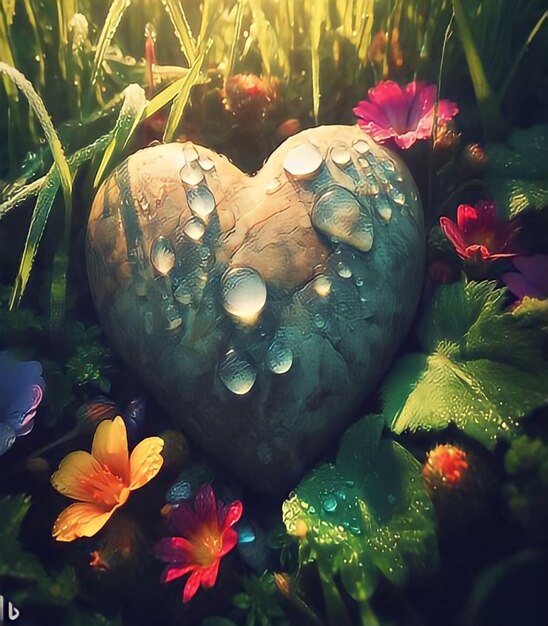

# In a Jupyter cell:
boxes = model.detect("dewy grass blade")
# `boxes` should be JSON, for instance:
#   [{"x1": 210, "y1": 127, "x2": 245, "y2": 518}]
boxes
[
  {"x1": 0, "y1": 63, "x2": 72, "y2": 220},
  {"x1": 9, "y1": 168, "x2": 60, "y2": 310},
  {"x1": 90, "y1": 0, "x2": 131, "y2": 85},
  {"x1": 163, "y1": 48, "x2": 207, "y2": 143},
  {"x1": 161, "y1": 0, "x2": 197, "y2": 64},
  {"x1": 310, "y1": 0, "x2": 327, "y2": 124},
  {"x1": 227, "y1": 0, "x2": 245, "y2": 78},
  {"x1": 94, "y1": 84, "x2": 147, "y2": 189}
]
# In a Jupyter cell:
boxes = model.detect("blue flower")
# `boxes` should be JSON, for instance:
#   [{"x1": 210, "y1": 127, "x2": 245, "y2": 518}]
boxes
[{"x1": 0, "y1": 351, "x2": 45, "y2": 456}]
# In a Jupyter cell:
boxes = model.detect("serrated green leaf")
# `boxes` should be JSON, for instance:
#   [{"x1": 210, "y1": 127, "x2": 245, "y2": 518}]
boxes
[
  {"x1": 384, "y1": 279, "x2": 548, "y2": 447},
  {"x1": 486, "y1": 125, "x2": 548, "y2": 217},
  {"x1": 283, "y1": 415, "x2": 436, "y2": 601}
]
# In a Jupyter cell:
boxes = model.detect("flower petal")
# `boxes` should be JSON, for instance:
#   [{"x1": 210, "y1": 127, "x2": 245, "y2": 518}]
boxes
[
  {"x1": 92, "y1": 416, "x2": 130, "y2": 483},
  {"x1": 129, "y1": 436, "x2": 164, "y2": 490},
  {"x1": 502, "y1": 272, "x2": 543, "y2": 300},
  {"x1": 456, "y1": 204, "x2": 481, "y2": 236},
  {"x1": 220, "y1": 527, "x2": 239, "y2": 556},
  {"x1": 52, "y1": 501, "x2": 114, "y2": 542},
  {"x1": 51, "y1": 451, "x2": 107, "y2": 502},
  {"x1": 200, "y1": 559, "x2": 220, "y2": 589},
  {"x1": 194, "y1": 484, "x2": 217, "y2": 526},
  {"x1": 155, "y1": 536, "x2": 196, "y2": 563},
  {"x1": 183, "y1": 570, "x2": 203, "y2": 603},
  {"x1": 162, "y1": 564, "x2": 196, "y2": 583},
  {"x1": 169, "y1": 501, "x2": 202, "y2": 536},
  {"x1": 367, "y1": 81, "x2": 408, "y2": 130},
  {"x1": 0, "y1": 422, "x2": 16, "y2": 456},
  {"x1": 439, "y1": 217, "x2": 466, "y2": 256},
  {"x1": 353, "y1": 101, "x2": 391, "y2": 128},
  {"x1": 218, "y1": 500, "x2": 243, "y2": 529}
]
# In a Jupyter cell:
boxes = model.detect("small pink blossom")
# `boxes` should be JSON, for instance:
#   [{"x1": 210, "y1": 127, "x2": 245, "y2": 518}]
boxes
[
  {"x1": 439, "y1": 201, "x2": 519, "y2": 262},
  {"x1": 502, "y1": 255, "x2": 548, "y2": 302},
  {"x1": 353, "y1": 80, "x2": 458, "y2": 149}
]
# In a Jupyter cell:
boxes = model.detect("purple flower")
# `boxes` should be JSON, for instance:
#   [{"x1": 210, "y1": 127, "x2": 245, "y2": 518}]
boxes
[
  {"x1": 0, "y1": 352, "x2": 45, "y2": 456},
  {"x1": 502, "y1": 255, "x2": 548, "y2": 302}
]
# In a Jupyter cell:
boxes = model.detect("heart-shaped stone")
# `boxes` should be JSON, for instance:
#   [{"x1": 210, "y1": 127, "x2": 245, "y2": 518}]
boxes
[{"x1": 87, "y1": 125, "x2": 424, "y2": 493}]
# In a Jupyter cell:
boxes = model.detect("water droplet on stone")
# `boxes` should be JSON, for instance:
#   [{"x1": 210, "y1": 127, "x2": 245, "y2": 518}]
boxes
[
  {"x1": 219, "y1": 351, "x2": 257, "y2": 395},
  {"x1": 353, "y1": 139, "x2": 370, "y2": 154},
  {"x1": 183, "y1": 142, "x2": 199, "y2": 162},
  {"x1": 355, "y1": 277, "x2": 364, "y2": 287},
  {"x1": 182, "y1": 216, "x2": 206, "y2": 241},
  {"x1": 186, "y1": 185, "x2": 216, "y2": 219},
  {"x1": 199, "y1": 157, "x2": 215, "y2": 171},
  {"x1": 313, "y1": 275, "x2": 332, "y2": 297},
  {"x1": 180, "y1": 163, "x2": 204, "y2": 186},
  {"x1": 336, "y1": 262, "x2": 352, "y2": 278},
  {"x1": 314, "y1": 313, "x2": 326, "y2": 329},
  {"x1": 150, "y1": 236, "x2": 175, "y2": 274},
  {"x1": 393, "y1": 189, "x2": 406, "y2": 205},
  {"x1": 387, "y1": 493, "x2": 396, "y2": 505},
  {"x1": 266, "y1": 340, "x2": 293, "y2": 374},
  {"x1": 164, "y1": 304, "x2": 183, "y2": 330},
  {"x1": 312, "y1": 186, "x2": 373, "y2": 252},
  {"x1": 221, "y1": 267, "x2": 267, "y2": 323},
  {"x1": 282, "y1": 142, "x2": 323, "y2": 178},
  {"x1": 238, "y1": 524, "x2": 256, "y2": 544},
  {"x1": 266, "y1": 178, "x2": 282, "y2": 194},
  {"x1": 323, "y1": 495, "x2": 338, "y2": 512},
  {"x1": 330, "y1": 145, "x2": 351, "y2": 167}
]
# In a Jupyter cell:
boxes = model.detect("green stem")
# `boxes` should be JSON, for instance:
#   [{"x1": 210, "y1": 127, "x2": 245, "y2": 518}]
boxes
[
  {"x1": 359, "y1": 600, "x2": 380, "y2": 626},
  {"x1": 318, "y1": 566, "x2": 352, "y2": 626},
  {"x1": 452, "y1": 0, "x2": 506, "y2": 140},
  {"x1": 28, "y1": 427, "x2": 81, "y2": 459}
]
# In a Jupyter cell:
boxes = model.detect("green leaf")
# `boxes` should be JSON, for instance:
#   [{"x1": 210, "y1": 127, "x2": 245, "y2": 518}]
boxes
[
  {"x1": 90, "y1": 0, "x2": 132, "y2": 85},
  {"x1": 486, "y1": 124, "x2": 548, "y2": 218},
  {"x1": 384, "y1": 279, "x2": 548, "y2": 447},
  {"x1": 283, "y1": 415, "x2": 437, "y2": 601}
]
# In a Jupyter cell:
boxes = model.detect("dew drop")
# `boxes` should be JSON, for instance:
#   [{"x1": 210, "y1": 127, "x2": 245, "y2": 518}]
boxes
[
  {"x1": 266, "y1": 178, "x2": 282, "y2": 194},
  {"x1": 330, "y1": 145, "x2": 351, "y2": 167},
  {"x1": 164, "y1": 305, "x2": 183, "y2": 330},
  {"x1": 182, "y1": 216, "x2": 206, "y2": 241},
  {"x1": 323, "y1": 495, "x2": 338, "y2": 512},
  {"x1": 336, "y1": 262, "x2": 352, "y2": 278},
  {"x1": 199, "y1": 157, "x2": 215, "y2": 171},
  {"x1": 186, "y1": 185, "x2": 216, "y2": 219},
  {"x1": 353, "y1": 139, "x2": 370, "y2": 154},
  {"x1": 221, "y1": 267, "x2": 267, "y2": 323},
  {"x1": 266, "y1": 340, "x2": 293, "y2": 374},
  {"x1": 393, "y1": 189, "x2": 406, "y2": 205},
  {"x1": 183, "y1": 142, "x2": 199, "y2": 162},
  {"x1": 313, "y1": 275, "x2": 332, "y2": 297},
  {"x1": 219, "y1": 351, "x2": 257, "y2": 395},
  {"x1": 387, "y1": 493, "x2": 396, "y2": 505},
  {"x1": 312, "y1": 186, "x2": 373, "y2": 252},
  {"x1": 150, "y1": 236, "x2": 175, "y2": 274},
  {"x1": 180, "y1": 163, "x2": 204, "y2": 186},
  {"x1": 238, "y1": 524, "x2": 256, "y2": 544},
  {"x1": 282, "y1": 142, "x2": 323, "y2": 178}
]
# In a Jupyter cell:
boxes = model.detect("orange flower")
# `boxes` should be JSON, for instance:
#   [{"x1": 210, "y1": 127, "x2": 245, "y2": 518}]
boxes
[{"x1": 51, "y1": 416, "x2": 164, "y2": 542}]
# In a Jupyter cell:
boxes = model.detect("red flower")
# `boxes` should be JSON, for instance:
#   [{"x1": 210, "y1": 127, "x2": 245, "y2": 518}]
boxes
[
  {"x1": 439, "y1": 201, "x2": 518, "y2": 262},
  {"x1": 353, "y1": 80, "x2": 458, "y2": 149},
  {"x1": 155, "y1": 485, "x2": 242, "y2": 603},
  {"x1": 422, "y1": 444, "x2": 469, "y2": 490}
]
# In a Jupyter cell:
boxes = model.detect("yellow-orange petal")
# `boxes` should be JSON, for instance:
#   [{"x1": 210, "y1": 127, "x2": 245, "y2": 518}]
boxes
[
  {"x1": 129, "y1": 436, "x2": 165, "y2": 490},
  {"x1": 52, "y1": 502, "x2": 115, "y2": 542},
  {"x1": 92, "y1": 416, "x2": 130, "y2": 483},
  {"x1": 51, "y1": 450, "x2": 107, "y2": 502}
]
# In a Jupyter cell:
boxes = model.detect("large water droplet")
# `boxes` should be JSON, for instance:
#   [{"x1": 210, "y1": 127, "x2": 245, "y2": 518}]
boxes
[
  {"x1": 183, "y1": 142, "x2": 199, "y2": 162},
  {"x1": 238, "y1": 524, "x2": 256, "y2": 544},
  {"x1": 186, "y1": 185, "x2": 216, "y2": 219},
  {"x1": 330, "y1": 145, "x2": 351, "y2": 167},
  {"x1": 183, "y1": 216, "x2": 206, "y2": 241},
  {"x1": 312, "y1": 186, "x2": 373, "y2": 252},
  {"x1": 323, "y1": 495, "x2": 338, "y2": 512},
  {"x1": 266, "y1": 340, "x2": 293, "y2": 374},
  {"x1": 164, "y1": 304, "x2": 183, "y2": 330},
  {"x1": 221, "y1": 267, "x2": 267, "y2": 323},
  {"x1": 180, "y1": 163, "x2": 204, "y2": 186},
  {"x1": 199, "y1": 157, "x2": 215, "y2": 171},
  {"x1": 282, "y1": 142, "x2": 323, "y2": 178},
  {"x1": 150, "y1": 236, "x2": 175, "y2": 274},
  {"x1": 219, "y1": 351, "x2": 257, "y2": 395},
  {"x1": 336, "y1": 262, "x2": 352, "y2": 278},
  {"x1": 353, "y1": 139, "x2": 370, "y2": 154}
]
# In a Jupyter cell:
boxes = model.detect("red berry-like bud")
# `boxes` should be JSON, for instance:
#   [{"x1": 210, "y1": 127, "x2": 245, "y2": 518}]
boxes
[{"x1": 422, "y1": 444, "x2": 469, "y2": 491}]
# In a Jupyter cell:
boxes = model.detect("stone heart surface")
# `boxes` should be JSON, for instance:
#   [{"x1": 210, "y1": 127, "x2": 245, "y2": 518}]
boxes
[{"x1": 87, "y1": 125, "x2": 424, "y2": 493}]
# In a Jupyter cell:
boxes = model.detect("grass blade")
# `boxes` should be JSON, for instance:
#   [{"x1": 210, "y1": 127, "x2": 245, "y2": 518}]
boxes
[
  {"x1": 9, "y1": 169, "x2": 60, "y2": 309},
  {"x1": 161, "y1": 0, "x2": 196, "y2": 64},
  {"x1": 90, "y1": 0, "x2": 132, "y2": 85},
  {"x1": 0, "y1": 63, "x2": 72, "y2": 219},
  {"x1": 94, "y1": 84, "x2": 147, "y2": 189},
  {"x1": 227, "y1": 0, "x2": 245, "y2": 77},
  {"x1": 163, "y1": 48, "x2": 207, "y2": 143},
  {"x1": 310, "y1": 0, "x2": 327, "y2": 123}
]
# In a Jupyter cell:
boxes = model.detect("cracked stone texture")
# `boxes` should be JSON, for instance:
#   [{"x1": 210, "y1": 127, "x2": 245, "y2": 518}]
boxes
[{"x1": 87, "y1": 125, "x2": 425, "y2": 494}]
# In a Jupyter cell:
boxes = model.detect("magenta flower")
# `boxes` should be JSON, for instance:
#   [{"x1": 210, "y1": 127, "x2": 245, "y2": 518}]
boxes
[
  {"x1": 439, "y1": 201, "x2": 519, "y2": 262},
  {"x1": 155, "y1": 485, "x2": 242, "y2": 603},
  {"x1": 353, "y1": 80, "x2": 459, "y2": 149},
  {"x1": 502, "y1": 255, "x2": 548, "y2": 302}
]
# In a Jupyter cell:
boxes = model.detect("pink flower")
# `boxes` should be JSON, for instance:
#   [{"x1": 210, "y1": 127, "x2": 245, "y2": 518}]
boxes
[
  {"x1": 155, "y1": 485, "x2": 242, "y2": 603},
  {"x1": 439, "y1": 201, "x2": 519, "y2": 262},
  {"x1": 353, "y1": 80, "x2": 458, "y2": 149},
  {"x1": 502, "y1": 255, "x2": 548, "y2": 302}
]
